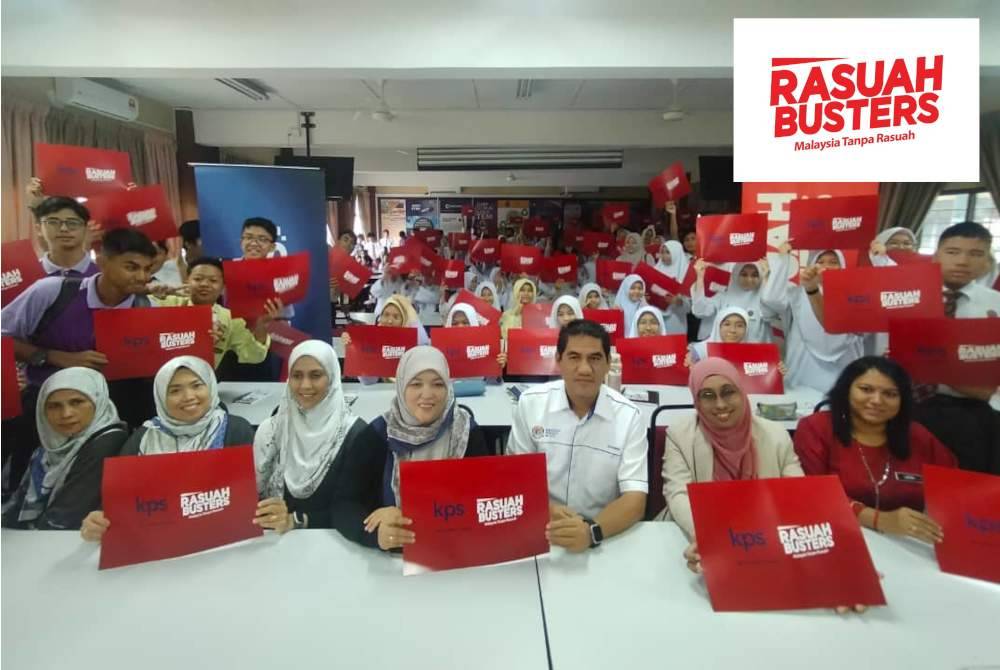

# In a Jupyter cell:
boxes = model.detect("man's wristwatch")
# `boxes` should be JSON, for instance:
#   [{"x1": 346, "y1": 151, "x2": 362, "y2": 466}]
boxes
[
  {"x1": 291, "y1": 511, "x2": 308, "y2": 530},
  {"x1": 583, "y1": 518, "x2": 603, "y2": 548},
  {"x1": 27, "y1": 349, "x2": 48, "y2": 367}
]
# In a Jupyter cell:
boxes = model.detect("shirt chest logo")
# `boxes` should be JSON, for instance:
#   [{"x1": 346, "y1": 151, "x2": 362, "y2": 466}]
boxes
[{"x1": 531, "y1": 425, "x2": 561, "y2": 439}]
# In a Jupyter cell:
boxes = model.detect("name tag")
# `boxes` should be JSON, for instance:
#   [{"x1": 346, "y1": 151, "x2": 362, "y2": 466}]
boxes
[{"x1": 895, "y1": 471, "x2": 923, "y2": 483}]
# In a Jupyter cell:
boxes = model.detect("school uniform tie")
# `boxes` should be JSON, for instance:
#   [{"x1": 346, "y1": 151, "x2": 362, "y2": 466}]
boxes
[{"x1": 913, "y1": 288, "x2": 962, "y2": 402}]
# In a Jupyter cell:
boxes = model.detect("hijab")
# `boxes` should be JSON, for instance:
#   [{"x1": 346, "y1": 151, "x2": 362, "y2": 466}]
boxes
[
  {"x1": 548, "y1": 295, "x2": 584, "y2": 328},
  {"x1": 476, "y1": 281, "x2": 501, "y2": 309},
  {"x1": 628, "y1": 305, "x2": 666, "y2": 338},
  {"x1": 375, "y1": 294, "x2": 430, "y2": 345},
  {"x1": 875, "y1": 227, "x2": 917, "y2": 247},
  {"x1": 709, "y1": 306, "x2": 751, "y2": 344},
  {"x1": 255, "y1": 341, "x2": 357, "y2": 499},
  {"x1": 655, "y1": 240, "x2": 690, "y2": 282},
  {"x1": 139, "y1": 356, "x2": 228, "y2": 455},
  {"x1": 447, "y1": 302, "x2": 482, "y2": 327},
  {"x1": 617, "y1": 232, "x2": 645, "y2": 265},
  {"x1": 506, "y1": 278, "x2": 537, "y2": 315},
  {"x1": 382, "y1": 346, "x2": 471, "y2": 506},
  {"x1": 798, "y1": 250, "x2": 856, "y2": 362},
  {"x1": 720, "y1": 262, "x2": 766, "y2": 312},
  {"x1": 614, "y1": 273, "x2": 647, "y2": 331},
  {"x1": 578, "y1": 282, "x2": 608, "y2": 309},
  {"x1": 689, "y1": 358, "x2": 757, "y2": 482}
]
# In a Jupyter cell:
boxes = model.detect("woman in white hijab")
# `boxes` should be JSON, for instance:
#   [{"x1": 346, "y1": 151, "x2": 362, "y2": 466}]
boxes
[
  {"x1": 868, "y1": 227, "x2": 918, "y2": 267},
  {"x1": 4, "y1": 369, "x2": 127, "y2": 530},
  {"x1": 445, "y1": 302, "x2": 508, "y2": 378},
  {"x1": 476, "y1": 281, "x2": 502, "y2": 310},
  {"x1": 351, "y1": 347, "x2": 489, "y2": 551},
  {"x1": 614, "y1": 274, "x2": 647, "y2": 331},
  {"x1": 548, "y1": 295, "x2": 584, "y2": 329},
  {"x1": 344, "y1": 294, "x2": 431, "y2": 384},
  {"x1": 617, "y1": 232, "x2": 645, "y2": 266},
  {"x1": 691, "y1": 258, "x2": 775, "y2": 344},
  {"x1": 685, "y1": 307, "x2": 787, "y2": 380},
  {"x1": 253, "y1": 340, "x2": 378, "y2": 536},
  {"x1": 653, "y1": 240, "x2": 693, "y2": 335},
  {"x1": 578, "y1": 282, "x2": 608, "y2": 310},
  {"x1": 627, "y1": 305, "x2": 667, "y2": 338}
]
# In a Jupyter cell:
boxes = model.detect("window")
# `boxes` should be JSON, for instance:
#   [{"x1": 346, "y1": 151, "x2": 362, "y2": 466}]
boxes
[{"x1": 918, "y1": 189, "x2": 1000, "y2": 258}]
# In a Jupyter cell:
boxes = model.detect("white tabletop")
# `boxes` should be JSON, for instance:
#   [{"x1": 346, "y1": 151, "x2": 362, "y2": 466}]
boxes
[
  {"x1": 0, "y1": 530, "x2": 549, "y2": 670},
  {"x1": 537, "y1": 522, "x2": 1000, "y2": 670},
  {"x1": 349, "y1": 311, "x2": 444, "y2": 327}
]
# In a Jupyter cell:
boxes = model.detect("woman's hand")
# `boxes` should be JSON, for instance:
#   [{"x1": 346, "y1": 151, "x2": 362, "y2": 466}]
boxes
[
  {"x1": 877, "y1": 507, "x2": 944, "y2": 544},
  {"x1": 496, "y1": 352, "x2": 508, "y2": 368},
  {"x1": 364, "y1": 506, "x2": 415, "y2": 550},
  {"x1": 670, "y1": 294, "x2": 685, "y2": 308},
  {"x1": 341, "y1": 332, "x2": 352, "y2": 347},
  {"x1": 778, "y1": 241, "x2": 793, "y2": 256},
  {"x1": 758, "y1": 257, "x2": 770, "y2": 279},
  {"x1": 694, "y1": 258, "x2": 707, "y2": 276},
  {"x1": 684, "y1": 351, "x2": 694, "y2": 368},
  {"x1": 665, "y1": 201, "x2": 677, "y2": 215},
  {"x1": 683, "y1": 541, "x2": 702, "y2": 574},
  {"x1": 81, "y1": 511, "x2": 110, "y2": 542},
  {"x1": 26, "y1": 177, "x2": 45, "y2": 207},
  {"x1": 254, "y1": 498, "x2": 294, "y2": 533},
  {"x1": 835, "y1": 605, "x2": 869, "y2": 615},
  {"x1": 778, "y1": 361, "x2": 788, "y2": 376},
  {"x1": 799, "y1": 265, "x2": 824, "y2": 292},
  {"x1": 870, "y1": 240, "x2": 887, "y2": 257}
]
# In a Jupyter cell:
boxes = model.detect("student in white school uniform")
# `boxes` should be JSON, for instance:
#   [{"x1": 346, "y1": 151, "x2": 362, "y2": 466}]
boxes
[
  {"x1": 690, "y1": 258, "x2": 774, "y2": 344},
  {"x1": 652, "y1": 240, "x2": 691, "y2": 335},
  {"x1": 507, "y1": 319, "x2": 647, "y2": 552}
]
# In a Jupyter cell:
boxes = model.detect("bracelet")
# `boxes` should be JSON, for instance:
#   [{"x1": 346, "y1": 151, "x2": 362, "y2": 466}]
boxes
[{"x1": 805, "y1": 287, "x2": 820, "y2": 295}]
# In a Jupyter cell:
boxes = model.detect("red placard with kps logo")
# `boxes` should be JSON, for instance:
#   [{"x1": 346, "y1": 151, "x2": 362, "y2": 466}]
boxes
[
  {"x1": 506, "y1": 328, "x2": 560, "y2": 376},
  {"x1": 924, "y1": 465, "x2": 1000, "y2": 584},
  {"x1": 94, "y1": 305, "x2": 213, "y2": 380},
  {"x1": 706, "y1": 343, "x2": 784, "y2": 394},
  {"x1": 540, "y1": 254, "x2": 578, "y2": 283},
  {"x1": 635, "y1": 262, "x2": 684, "y2": 310},
  {"x1": 85, "y1": 185, "x2": 178, "y2": 242},
  {"x1": 343, "y1": 325, "x2": 417, "y2": 378},
  {"x1": 648, "y1": 161, "x2": 692, "y2": 207},
  {"x1": 617, "y1": 334, "x2": 689, "y2": 385},
  {"x1": 788, "y1": 195, "x2": 879, "y2": 250},
  {"x1": 34, "y1": 143, "x2": 133, "y2": 198},
  {"x1": 328, "y1": 245, "x2": 373, "y2": 299},
  {"x1": 583, "y1": 308, "x2": 625, "y2": 344},
  {"x1": 430, "y1": 325, "x2": 502, "y2": 378},
  {"x1": 441, "y1": 260, "x2": 467, "y2": 289},
  {"x1": 400, "y1": 453, "x2": 549, "y2": 575},
  {"x1": 469, "y1": 238, "x2": 502, "y2": 264},
  {"x1": 690, "y1": 475, "x2": 886, "y2": 612},
  {"x1": 223, "y1": 253, "x2": 311, "y2": 320},
  {"x1": 2, "y1": 337, "x2": 23, "y2": 420},
  {"x1": 99, "y1": 446, "x2": 262, "y2": 570},
  {"x1": 453, "y1": 289, "x2": 502, "y2": 325},
  {"x1": 822, "y1": 264, "x2": 944, "y2": 334},
  {"x1": 1, "y1": 239, "x2": 47, "y2": 307},
  {"x1": 501, "y1": 244, "x2": 542, "y2": 274},
  {"x1": 581, "y1": 231, "x2": 615, "y2": 257},
  {"x1": 596, "y1": 258, "x2": 634, "y2": 292},
  {"x1": 697, "y1": 214, "x2": 769, "y2": 263},
  {"x1": 889, "y1": 317, "x2": 1000, "y2": 387}
]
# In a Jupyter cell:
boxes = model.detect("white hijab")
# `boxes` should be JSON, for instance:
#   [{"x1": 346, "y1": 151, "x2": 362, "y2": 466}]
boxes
[
  {"x1": 719, "y1": 262, "x2": 766, "y2": 312},
  {"x1": 578, "y1": 282, "x2": 608, "y2": 309},
  {"x1": 617, "y1": 233, "x2": 645, "y2": 265},
  {"x1": 476, "y1": 281, "x2": 502, "y2": 309},
  {"x1": 447, "y1": 302, "x2": 482, "y2": 326},
  {"x1": 614, "y1": 273, "x2": 647, "y2": 331},
  {"x1": 691, "y1": 306, "x2": 752, "y2": 362},
  {"x1": 628, "y1": 305, "x2": 666, "y2": 338},
  {"x1": 797, "y1": 249, "x2": 859, "y2": 362},
  {"x1": 139, "y1": 356, "x2": 228, "y2": 455},
  {"x1": 548, "y1": 295, "x2": 584, "y2": 328},
  {"x1": 655, "y1": 240, "x2": 690, "y2": 282},
  {"x1": 875, "y1": 227, "x2": 917, "y2": 247}
]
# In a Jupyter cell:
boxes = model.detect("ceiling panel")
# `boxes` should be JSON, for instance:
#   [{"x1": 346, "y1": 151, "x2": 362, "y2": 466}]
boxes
[
  {"x1": 117, "y1": 78, "x2": 291, "y2": 109},
  {"x1": 473, "y1": 79, "x2": 584, "y2": 110}
]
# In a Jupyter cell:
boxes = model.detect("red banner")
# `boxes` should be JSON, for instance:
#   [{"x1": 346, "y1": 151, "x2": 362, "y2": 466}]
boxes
[
  {"x1": 99, "y1": 446, "x2": 262, "y2": 570},
  {"x1": 690, "y1": 475, "x2": 885, "y2": 611},
  {"x1": 34, "y1": 143, "x2": 132, "y2": 198},
  {"x1": 521, "y1": 303, "x2": 551, "y2": 330},
  {"x1": 413, "y1": 228, "x2": 443, "y2": 248},
  {"x1": 430, "y1": 325, "x2": 503, "y2": 378},
  {"x1": 924, "y1": 465, "x2": 1000, "y2": 584},
  {"x1": 788, "y1": 195, "x2": 879, "y2": 250},
  {"x1": 506, "y1": 328, "x2": 560, "y2": 376},
  {"x1": 85, "y1": 185, "x2": 178, "y2": 242},
  {"x1": 596, "y1": 258, "x2": 634, "y2": 292},
  {"x1": 343, "y1": 325, "x2": 417, "y2": 378},
  {"x1": 453, "y1": 289, "x2": 502, "y2": 325},
  {"x1": 822, "y1": 264, "x2": 944, "y2": 334},
  {"x1": 648, "y1": 161, "x2": 692, "y2": 207},
  {"x1": 889, "y1": 318, "x2": 1000, "y2": 387},
  {"x1": 581, "y1": 231, "x2": 615, "y2": 257},
  {"x1": 540, "y1": 254, "x2": 578, "y2": 283},
  {"x1": 887, "y1": 250, "x2": 936, "y2": 266},
  {"x1": 469, "y1": 238, "x2": 502, "y2": 265},
  {"x1": 1, "y1": 337, "x2": 22, "y2": 420},
  {"x1": 448, "y1": 232, "x2": 471, "y2": 252},
  {"x1": 500, "y1": 244, "x2": 542, "y2": 275},
  {"x1": 706, "y1": 343, "x2": 784, "y2": 394},
  {"x1": 617, "y1": 334, "x2": 689, "y2": 385},
  {"x1": 635, "y1": 262, "x2": 683, "y2": 310},
  {"x1": 265, "y1": 321, "x2": 311, "y2": 361},
  {"x1": 602, "y1": 202, "x2": 629, "y2": 228},
  {"x1": 583, "y1": 308, "x2": 625, "y2": 344},
  {"x1": 1, "y1": 239, "x2": 47, "y2": 307},
  {"x1": 697, "y1": 214, "x2": 769, "y2": 263},
  {"x1": 328, "y1": 246, "x2": 373, "y2": 299},
  {"x1": 94, "y1": 305, "x2": 213, "y2": 380},
  {"x1": 400, "y1": 453, "x2": 549, "y2": 574},
  {"x1": 523, "y1": 217, "x2": 551, "y2": 239},
  {"x1": 441, "y1": 260, "x2": 466, "y2": 289},
  {"x1": 223, "y1": 253, "x2": 311, "y2": 320}
]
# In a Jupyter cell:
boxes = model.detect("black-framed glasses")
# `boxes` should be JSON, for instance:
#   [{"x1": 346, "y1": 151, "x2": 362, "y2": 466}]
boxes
[
  {"x1": 42, "y1": 218, "x2": 86, "y2": 231},
  {"x1": 241, "y1": 234, "x2": 273, "y2": 244}
]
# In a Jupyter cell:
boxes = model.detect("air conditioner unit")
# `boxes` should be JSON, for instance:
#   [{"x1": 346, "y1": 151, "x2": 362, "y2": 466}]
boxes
[
  {"x1": 418, "y1": 147, "x2": 624, "y2": 171},
  {"x1": 53, "y1": 78, "x2": 139, "y2": 122}
]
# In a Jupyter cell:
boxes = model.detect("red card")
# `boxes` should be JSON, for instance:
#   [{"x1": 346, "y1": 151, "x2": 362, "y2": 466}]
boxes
[
  {"x1": 461, "y1": 204, "x2": 474, "y2": 218},
  {"x1": 889, "y1": 318, "x2": 1000, "y2": 387},
  {"x1": 583, "y1": 308, "x2": 625, "y2": 344},
  {"x1": 596, "y1": 258, "x2": 634, "y2": 292},
  {"x1": 706, "y1": 343, "x2": 784, "y2": 394},
  {"x1": 387, "y1": 245, "x2": 419, "y2": 274},
  {"x1": 441, "y1": 260, "x2": 467, "y2": 289},
  {"x1": 581, "y1": 231, "x2": 615, "y2": 257},
  {"x1": 648, "y1": 162, "x2": 692, "y2": 207},
  {"x1": 94, "y1": 306, "x2": 213, "y2": 380},
  {"x1": 562, "y1": 225, "x2": 585, "y2": 250},
  {"x1": 521, "y1": 303, "x2": 551, "y2": 330},
  {"x1": 99, "y1": 447, "x2": 262, "y2": 570},
  {"x1": 635, "y1": 262, "x2": 683, "y2": 310},
  {"x1": 697, "y1": 214, "x2": 768, "y2": 263},
  {"x1": 540, "y1": 254, "x2": 578, "y2": 283},
  {"x1": 413, "y1": 228, "x2": 443, "y2": 248},
  {"x1": 617, "y1": 334, "x2": 689, "y2": 385},
  {"x1": 887, "y1": 250, "x2": 935, "y2": 265},
  {"x1": 924, "y1": 465, "x2": 1000, "y2": 584},
  {"x1": 523, "y1": 217, "x2": 551, "y2": 239},
  {"x1": 448, "y1": 232, "x2": 471, "y2": 252},
  {"x1": 400, "y1": 453, "x2": 549, "y2": 574},
  {"x1": 822, "y1": 264, "x2": 944, "y2": 334},
  {"x1": 690, "y1": 476, "x2": 885, "y2": 612},
  {"x1": 506, "y1": 328, "x2": 560, "y2": 376},
  {"x1": 34, "y1": 143, "x2": 132, "y2": 198},
  {"x1": 265, "y1": 321, "x2": 311, "y2": 361},
  {"x1": 430, "y1": 325, "x2": 502, "y2": 378},
  {"x1": 703, "y1": 265, "x2": 733, "y2": 298},
  {"x1": 602, "y1": 203, "x2": 629, "y2": 227},
  {"x1": 453, "y1": 289, "x2": 502, "y2": 325},
  {"x1": 1, "y1": 239, "x2": 47, "y2": 307},
  {"x1": 788, "y1": 195, "x2": 879, "y2": 250},
  {"x1": 343, "y1": 325, "x2": 417, "y2": 378},
  {"x1": 1, "y1": 337, "x2": 22, "y2": 420},
  {"x1": 85, "y1": 185, "x2": 178, "y2": 242},
  {"x1": 501, "y1": 244, "x2": 542, "y2": 274},
  {"x1": 223, "y1": 253, "x2": 311, "y2": 320},
  {"x1": 645, "y1": 243, "x2": 661, "y2": 258},
  {"x1": 416, "y1": 246, "x2": 447, "y2": 283},
  {"x1": 328, "y1": 246, "x2": 373, "y2": 299},
  {"x1": 469, "y1": 238, "x2": 502, "y2": 264}
]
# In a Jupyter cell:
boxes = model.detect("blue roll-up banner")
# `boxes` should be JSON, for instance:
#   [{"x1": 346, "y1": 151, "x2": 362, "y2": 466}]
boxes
[{"x1": 193, "y1": 164, "x2": 330, "y2": 341}]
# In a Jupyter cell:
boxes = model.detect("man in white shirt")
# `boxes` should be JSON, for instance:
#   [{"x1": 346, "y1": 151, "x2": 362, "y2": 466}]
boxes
[{"x1": 508, "y1": 319, "x2": 647, "y2": 552}]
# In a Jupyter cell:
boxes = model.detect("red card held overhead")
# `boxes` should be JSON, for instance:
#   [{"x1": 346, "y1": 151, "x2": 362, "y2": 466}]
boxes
[
  {"x1": 399, "y1": 453, "x2": 549, "y2": 575},
  {"x1": 924, "y1": 465, "x2": 1000, "y2": 584},
  {"x1": 596, "y1": 258, "x2": 634, "y2": 292},
  {"x1": 648, "y1": 161, "x2": 692, "y2": 207},
  {"x1": 506, "y1": 328, "x2": 560, "y2": 376},
  {"x1": 1, "y1": 239, "x2": 47, "y2": 307},
  {"x1": 706, "y1": 343, "x2": 784, "y2": 394},
  {"x1": 223, "y1": 252, "x2": 311, "y2": 320},
  {"x1": 562, "y1": 225, "x2": 584, "y2": 250},
  {"x1": 788, "y1": 195, "x2": 879, "y2": 250},
  {"x1": 343, "y1": 325, "x2": 417, "y2": 378},
  {"x1": 95, "y1": 305, "x2": 214, "y2": 380},
  {"x1": 34, "y1": 143, "x2": 132, "y2": 198},
  {"x1": 602, "y1": 203, "x2": 629, "y2": 228},
  {"x1": 469, "y1": 238, "x2": 501, "y2": 265},
  {"x1": 889, "y1": 317, "x2": 1000, "y2": 387},
  {"x1": 441, "y1": 260, "x2": 467, "y2": 289},
  {"x1": 822, "y1": 264, "x2": 944, "y2": 334},
  {"x1": 523, "y1": 217, "x2": 551, "y2": 239},
  {"x1": 583, "y1": 308, "x2": 625, "y2": 344},
  {"x1": 635, "y1": 262, "x2": 684, "y2": 310},
  {"x1": 581, "y1": 231, "x2": 615, "y2": 257},
  {"x1": 413, "y1": 228, "x2": 443, "y2": 248},
  {"x1": 540, "y1": 254, "x2": 578, "y2": 283},
  {"x1": 1, "y1": 337, "x2": 22, "y2": 420},
  {"x1": 99, "y1": 446, "x2": 262, "y2": 570},
  {"x1": 328, "y1": 246, "x2": 373, "y2": 299},
  {"x1": 415, "y1": 246, "x2": 447, "y2": 282},
  {"x1": 452, "y1": 289, "x2": 502, "y2": 325},
  {"x1": 702, "y1": 265, "x2": 733, "y2": 298},
  {"x1": 448, "y1": 232, "x2": 471, "y2": 252},
  {"x1": 430, "y1": 325, "x2": 502, "y2": 379},
  {"x1": 697, "y1": 214, "x2": 768, "y2": 263},
  {"x1": 387, "y1": 245, "x2": 421, "y2": 275},
  {"x1": 501, "y1": 244, "x2": 542, "y2": 275},
  {"x1": 689, "y1": 475, "x2": 885, "y2": 612},
  {"x1": 617, "y1": 334, "x2": 689, "y2": 385},
  {"x1": 85, "y1": 185, "x2": 178, "y2": 242},
  {"x1": 521, "y1": 303, "x2": 551, "y2": 330}
]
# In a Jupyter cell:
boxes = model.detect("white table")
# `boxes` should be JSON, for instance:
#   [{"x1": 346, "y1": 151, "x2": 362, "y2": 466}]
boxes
[
  {"x1": 537, "y1": 522, "x2": 1000, "y2": 670},
  {"x1": 0, "y1": 530, "x2": 549, "y2": 670},
  {"x1": 349, "y1": 311, "x2": 444, "y2": 328}
]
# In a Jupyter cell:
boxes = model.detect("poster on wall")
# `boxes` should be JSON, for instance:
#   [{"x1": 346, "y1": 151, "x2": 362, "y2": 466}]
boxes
[
  {"x1": 472, "y1": 199, "x2": 498, "y2": 237},
  {"x1": 497, "y1": 199, "x2": 530, "y2": 235},
  {"x1": 406, "y1": 199, "x2": 439, "y2": 230},
  {"x1": 379, "y1": 198, "x2": 407, "y2": 237},
  {"x1": 439, "y1": 198, "x2": 472, "y2": 234}
]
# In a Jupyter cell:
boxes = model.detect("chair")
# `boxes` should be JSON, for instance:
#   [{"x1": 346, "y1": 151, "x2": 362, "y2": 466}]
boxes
[{"x1": 645, "y1": 404, "x2": 694, "y2": 521}]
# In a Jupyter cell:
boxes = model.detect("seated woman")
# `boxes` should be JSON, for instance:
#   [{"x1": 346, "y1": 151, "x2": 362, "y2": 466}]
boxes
[
  {"x1": 476, "y1": 281, "x2": 501, "y2": 311},
  {"x1": 686, "y1": 308, "x2": 787, "y2": 379},
  {"x1": 690, "y1": 258, "x2": 773, "y2": 343},
  {"x1": 578, "y1": 282, "x2": 608, "y2": 310},
  {"x1": 547, "y1": 295, "x2": 584, "y2": 329},
  {"x1": 80, "y1": 356, "x2": 258, "y2": 542},
  {"x1": 627, "y1": 305, "x2": 666, "y2": 338},
  {"x1": 613, "y1": 274, "x2": 647, "y2": 331},
  {"x1": 2, "y1": 369, "x2": 128, "y2": 530},
  {"x1": 334, "y1": 347, "x2": 490, "y2": 550},
  {"x1": 253, "y1": 340, "x2": 381, "y2": 532},
  {"x1": 342, "y1": 294, "x2": 429, "y2": 384},
  {"x1": 445, "y1": 303, "x2": 507, "y2": 375},
  {"x1": 660, "y1": 358, "x2": 803, "y2": 537},
  {"x1": 794, "y1": 356, "x2": 955, "y2": 544},
  {"x1": 498, "y1": 278, "x2": 538, "y2": 338}
]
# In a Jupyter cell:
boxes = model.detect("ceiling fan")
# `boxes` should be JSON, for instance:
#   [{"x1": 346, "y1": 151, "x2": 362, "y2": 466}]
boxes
[
  {"x1": 354, "y1": 79, "x2": 396, "y2": 122},
  {"x1": 662, "y1": 78, "x2": 687, "y2": 122}
]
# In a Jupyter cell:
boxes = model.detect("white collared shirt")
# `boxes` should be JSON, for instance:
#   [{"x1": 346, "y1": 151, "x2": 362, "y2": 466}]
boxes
[
  {"x1": 508, "y1": 380, "x2": 648, "y2": 519},
  {"x1": 940, "y1": 281, "x2": 1000, "y2": 397},
  {"x1": 39, "y1": 252, "x2": 95, "y2": 276}
]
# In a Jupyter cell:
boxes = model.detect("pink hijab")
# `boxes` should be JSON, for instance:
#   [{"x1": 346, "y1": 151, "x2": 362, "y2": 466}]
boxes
[{"x1": 688, "y1": 358, "x2": 758, "y2": 482}]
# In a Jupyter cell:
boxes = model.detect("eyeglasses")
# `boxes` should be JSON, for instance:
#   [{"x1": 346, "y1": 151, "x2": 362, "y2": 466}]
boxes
[
  {"x1": 241, "y1": 234, "x2": 273, "y2": 244},
  {"x1": 697, "y1": 387, "x2": 741, "y2": 403},
  {"x1": 42, "y1": 218, "x2": 86, "y2": 231}
]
